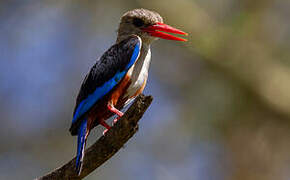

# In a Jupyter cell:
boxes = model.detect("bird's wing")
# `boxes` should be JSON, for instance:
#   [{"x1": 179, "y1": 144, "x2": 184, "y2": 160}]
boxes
[{"x1": 71, "y1": 35, "x2": 141, "y2": 131}]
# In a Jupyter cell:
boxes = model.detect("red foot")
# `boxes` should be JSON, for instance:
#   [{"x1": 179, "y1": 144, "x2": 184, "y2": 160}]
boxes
[
  {"x1": 113, "y1": 116, "x2": 121, "y2": 124},
  {"x1": 99, "y1": 119, "x2": 111, "y2": 135},
  {"x1": 103, "y1": 129, "x2": 109, "y2": 135},
  {"x1": 107, "y1": 104, "x2": 124, "y2": 117}
]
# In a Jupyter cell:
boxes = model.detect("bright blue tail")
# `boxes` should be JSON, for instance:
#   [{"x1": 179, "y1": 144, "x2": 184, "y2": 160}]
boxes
[{"x1": 76, "y1": 119, "x2": 87, "y2": 175}]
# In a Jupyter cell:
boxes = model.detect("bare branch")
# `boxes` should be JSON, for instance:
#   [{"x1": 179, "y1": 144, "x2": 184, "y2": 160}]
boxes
[{"x1": 36, "y1": 94, "x2": 153, "y2": 180}]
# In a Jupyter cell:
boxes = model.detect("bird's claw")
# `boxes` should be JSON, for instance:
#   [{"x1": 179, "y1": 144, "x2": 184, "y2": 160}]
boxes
[
  {"x1": 102, "y1": 129, "x2": 109, "y2": 135},
  {"x1": 113, "y1": 116, "x2": 121, "y2": 124}
]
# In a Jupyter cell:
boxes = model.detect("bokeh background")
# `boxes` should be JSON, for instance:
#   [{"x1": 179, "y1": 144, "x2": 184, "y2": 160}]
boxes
[{"x1": 0, "y1": 0, "x2": 290, "y2": 179}]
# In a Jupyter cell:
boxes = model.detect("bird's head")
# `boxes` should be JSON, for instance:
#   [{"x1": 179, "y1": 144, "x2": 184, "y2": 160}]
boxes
[{"x1": 117, "y1": 8, "x2": 187, "y2": 44}]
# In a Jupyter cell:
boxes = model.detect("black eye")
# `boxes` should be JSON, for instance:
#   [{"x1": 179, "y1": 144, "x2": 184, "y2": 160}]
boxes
[{"x1": 133, "y1": 18, "x2": 144, "y2": 27}]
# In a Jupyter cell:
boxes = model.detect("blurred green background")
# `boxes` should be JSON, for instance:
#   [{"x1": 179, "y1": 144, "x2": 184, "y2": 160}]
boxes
[{"x1": 0, "y1": 0, "x2": 289, "y2": 179}]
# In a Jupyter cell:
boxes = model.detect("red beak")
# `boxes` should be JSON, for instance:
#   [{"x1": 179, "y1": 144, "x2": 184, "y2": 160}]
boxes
[{"x1": 142, "y1": 22, "x2": 188, "y2": 41}]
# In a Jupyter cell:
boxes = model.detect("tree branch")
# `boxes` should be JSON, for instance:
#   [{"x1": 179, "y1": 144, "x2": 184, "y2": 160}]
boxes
[{"x1": 36, "y1": 94, "x2": 153, "y2": 180}]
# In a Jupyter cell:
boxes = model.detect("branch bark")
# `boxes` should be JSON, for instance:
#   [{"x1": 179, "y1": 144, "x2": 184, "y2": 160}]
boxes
[{"x1": 36, "y1": 94, "x2": 153, "y2": 180}]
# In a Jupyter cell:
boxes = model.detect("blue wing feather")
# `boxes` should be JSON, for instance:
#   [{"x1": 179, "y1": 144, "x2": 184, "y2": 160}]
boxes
[
  {"x1": 75, "y1": 118, "x2": 87, "y2": 174},
  {"x1": 125, "y1": 41, "x2": 140, "y2": 69},
  {"x1": 72, "y1": 38, "x2": 141, "y2": 124}
]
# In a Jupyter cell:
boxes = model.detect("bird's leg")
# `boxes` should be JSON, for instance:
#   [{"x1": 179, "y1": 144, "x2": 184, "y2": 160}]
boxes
[
  {"x1": 107, "y1": 104, "x2": 124, "y2": 124},
  {"x1": 107, "y1": 104, "x2": 124, "y2": 117},
  {"x1": 98, "y1": 119, "x2": 111, "y2": 135}
]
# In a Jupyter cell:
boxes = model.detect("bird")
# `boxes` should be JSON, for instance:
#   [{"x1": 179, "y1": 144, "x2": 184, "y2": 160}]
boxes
[{"x1": 69, "y1": 8, "x2": 187, "y2": 175}]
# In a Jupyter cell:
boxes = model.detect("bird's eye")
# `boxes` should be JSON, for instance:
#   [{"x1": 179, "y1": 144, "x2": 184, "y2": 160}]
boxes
[{"x1": 133, "y1": 18, "x2": 144, "y2": 27}]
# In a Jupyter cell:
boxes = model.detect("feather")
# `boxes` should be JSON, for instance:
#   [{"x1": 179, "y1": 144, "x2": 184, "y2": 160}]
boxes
[{"x1": 75, "y1": 119, "x2": 88, "y2": 175}]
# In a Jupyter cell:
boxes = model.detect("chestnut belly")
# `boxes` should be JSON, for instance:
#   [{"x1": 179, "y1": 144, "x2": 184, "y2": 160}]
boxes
[{"x1": 87, "y1": 74, "x2": 132, "y2": 128}]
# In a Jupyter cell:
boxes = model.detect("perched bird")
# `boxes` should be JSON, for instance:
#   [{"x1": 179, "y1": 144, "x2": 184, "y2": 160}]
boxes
[{"x1": 69, "y1": 8, "x2": 187, "y2": 175}]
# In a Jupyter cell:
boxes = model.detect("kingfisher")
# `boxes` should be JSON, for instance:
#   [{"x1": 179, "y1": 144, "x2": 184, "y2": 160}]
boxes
[{"x1": 69, "y1": 8, "x2": 187, "y2": 174}]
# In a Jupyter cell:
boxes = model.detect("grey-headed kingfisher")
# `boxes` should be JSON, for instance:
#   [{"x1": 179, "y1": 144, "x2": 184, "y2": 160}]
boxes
[{"x1": 69, "y1": 8, "x2": 188, "y2": 174}]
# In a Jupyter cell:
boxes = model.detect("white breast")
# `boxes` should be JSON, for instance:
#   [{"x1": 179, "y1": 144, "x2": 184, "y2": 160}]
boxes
[{"x1": 125, "y1": 47, "x2": 151, "y2": 101}]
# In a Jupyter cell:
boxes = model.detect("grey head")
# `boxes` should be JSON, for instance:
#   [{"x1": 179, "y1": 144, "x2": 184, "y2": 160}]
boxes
[{"x1": 117, "y1": 8, "x2": 163, "y2": 44}]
